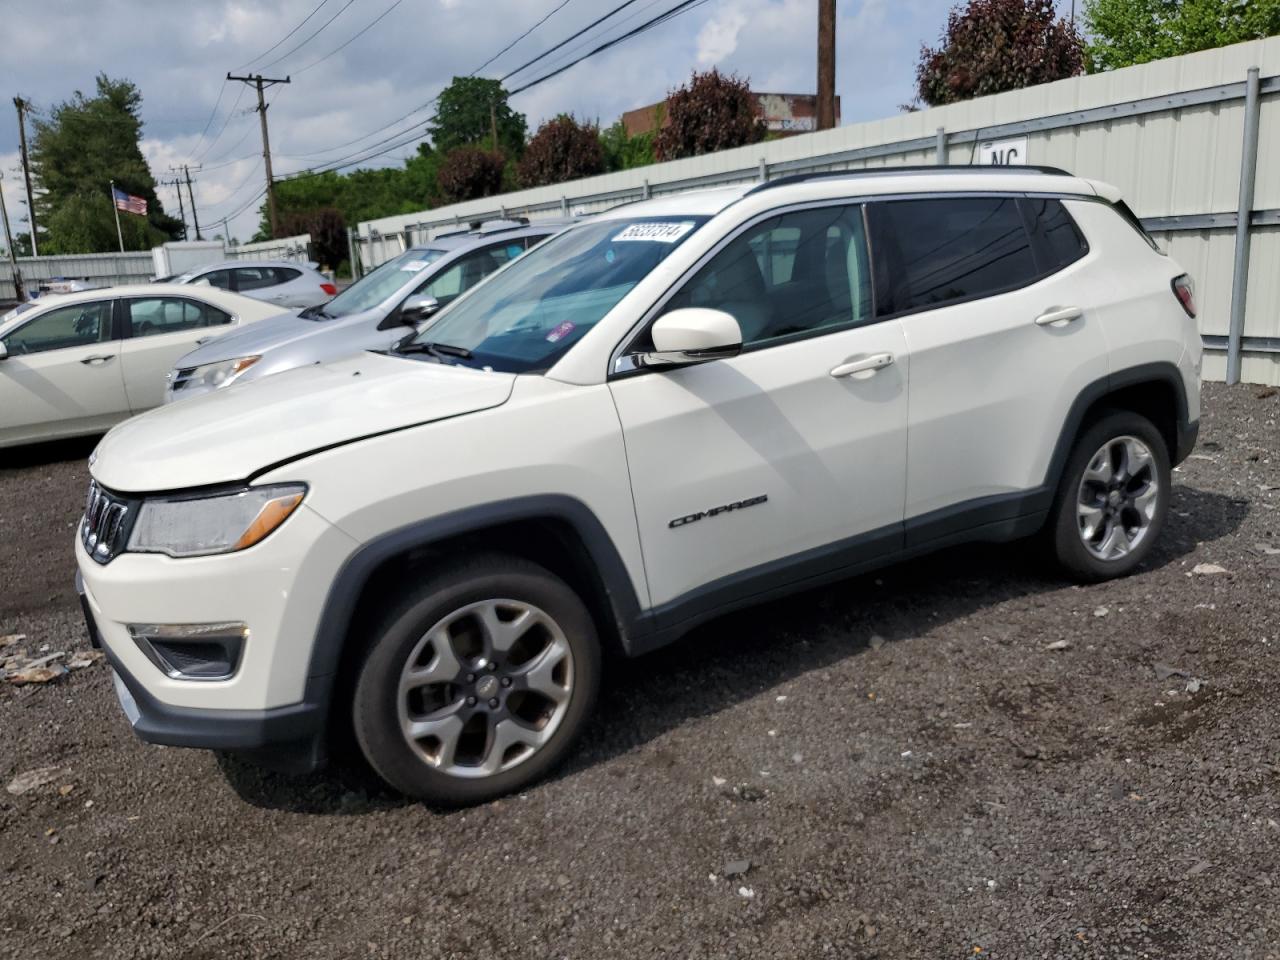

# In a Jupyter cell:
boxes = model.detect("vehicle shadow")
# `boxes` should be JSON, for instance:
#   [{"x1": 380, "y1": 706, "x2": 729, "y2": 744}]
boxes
[
  {"x1": 219, "y1": 484, "x2": 1247, "y2": 814},
  {"x1": 0, "y1": 435, "x2": 98, "y2": 472}
]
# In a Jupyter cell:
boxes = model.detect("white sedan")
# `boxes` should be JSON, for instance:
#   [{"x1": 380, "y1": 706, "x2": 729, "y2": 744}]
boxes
[{"x1": 0, "y1": 284, "x2": 289, "y2": 448}]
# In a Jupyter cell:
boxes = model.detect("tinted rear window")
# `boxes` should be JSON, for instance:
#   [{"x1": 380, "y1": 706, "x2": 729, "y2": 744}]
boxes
[
  {"x1": 870, "y1": 196, "x2": 1039, "y2": 315},
  {"x1": 1022, "y1": 198, "x2": 1088, "y2": 273}
]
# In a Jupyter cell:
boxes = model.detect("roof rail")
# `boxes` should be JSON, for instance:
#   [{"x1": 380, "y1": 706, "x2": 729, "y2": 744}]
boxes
[{"x1": 746, "y1": 164, "x2": 1072, "y2": 195}]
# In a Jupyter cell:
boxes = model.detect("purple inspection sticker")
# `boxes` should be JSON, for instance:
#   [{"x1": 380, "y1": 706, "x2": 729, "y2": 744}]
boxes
[{"x1": 545, "y1": 321, "x2": 576, "y2": 343}]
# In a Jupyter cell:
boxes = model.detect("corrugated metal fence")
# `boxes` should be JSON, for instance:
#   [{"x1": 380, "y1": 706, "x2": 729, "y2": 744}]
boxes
[
  {"x1": 224, "y1": 234, "x2": 313, "y2": 263},
  {"x1": 357, "y1": 36, "x2": 1280, "y2": 385}
]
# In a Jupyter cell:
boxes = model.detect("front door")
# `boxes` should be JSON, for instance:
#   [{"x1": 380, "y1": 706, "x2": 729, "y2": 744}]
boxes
[
  {"x1": 0, "y1": 298, "x2": 128, "y2": 446},
  {"x1": 609, "y1": 203, "x2": 909, "y2": 616}
]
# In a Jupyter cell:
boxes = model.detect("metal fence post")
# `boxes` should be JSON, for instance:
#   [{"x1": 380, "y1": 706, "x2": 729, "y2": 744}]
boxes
[
  {"x1": 758, "y1": 158, "x2": 768, "y2": 183},
  {"x1": 345, "y1": 227, "x2": 359, "y2": 279},
  {"x1": 642, "y1": 179, "x2": 651, "y2": 200},
  {"x1": 935, "y1": 126, "x2": 947, "y2": 163},
  {"x1": 1227, "y1": 66, "x2": 1261, "y2": 385}
]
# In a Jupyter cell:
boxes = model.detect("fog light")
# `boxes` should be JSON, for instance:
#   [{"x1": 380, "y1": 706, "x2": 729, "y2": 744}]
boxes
[{"x1": 128, "y1": 622, "x2": 248, "y2": 681}]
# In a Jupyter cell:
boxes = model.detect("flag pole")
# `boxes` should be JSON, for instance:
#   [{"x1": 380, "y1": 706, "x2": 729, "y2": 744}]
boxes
[{"x1": 109, "y1": 180, "x2": 124, "y2": 252}]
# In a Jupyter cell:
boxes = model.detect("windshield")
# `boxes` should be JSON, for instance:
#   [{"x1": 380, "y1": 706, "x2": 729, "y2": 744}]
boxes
[
  {"x1": 404, "y1": 216, "x2": 707, "y2": 373},
  {"x1": 320, "y1": 247, "x2": 447, "y2": 318}
]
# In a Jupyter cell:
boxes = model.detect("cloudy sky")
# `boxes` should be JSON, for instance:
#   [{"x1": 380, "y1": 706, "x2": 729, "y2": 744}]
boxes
[{"x1": 1, "y1": 0, "x2": 1077, "y2": 245}]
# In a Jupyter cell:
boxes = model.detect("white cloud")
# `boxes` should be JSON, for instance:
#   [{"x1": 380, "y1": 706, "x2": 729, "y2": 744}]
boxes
[{"x1": 696, "y1": 8, "x2": 748, "y2": 65}]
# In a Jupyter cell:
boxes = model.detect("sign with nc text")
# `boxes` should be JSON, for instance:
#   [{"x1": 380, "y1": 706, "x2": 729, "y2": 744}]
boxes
[{"x1": 978, "y1": 137, "x2": 1028, "y2": 166}]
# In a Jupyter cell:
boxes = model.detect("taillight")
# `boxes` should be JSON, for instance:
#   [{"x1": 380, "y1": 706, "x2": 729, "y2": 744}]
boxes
[
  {"x1": 1171, "y1": 274, "x2": 1196, "y2": 318},
  {"x1": 320, "y1": 282, "x2": 337, "y2": 296}
]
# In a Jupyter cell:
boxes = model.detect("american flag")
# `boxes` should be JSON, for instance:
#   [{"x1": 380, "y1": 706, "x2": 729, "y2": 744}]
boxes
[{"x1": 111, "y1": 187, "x2": 147, "y2": 216}]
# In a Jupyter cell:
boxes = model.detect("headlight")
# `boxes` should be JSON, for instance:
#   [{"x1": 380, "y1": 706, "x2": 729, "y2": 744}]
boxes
[
  {"x1": 186, "y1": 355, "x2": 260, "y2": 390},
  {"x1": 126, "y1": 484, "x2": 306, "y2": 558}
]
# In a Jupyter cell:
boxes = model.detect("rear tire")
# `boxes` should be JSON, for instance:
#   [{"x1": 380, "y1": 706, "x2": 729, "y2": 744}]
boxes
[
  {"x1": 352, "y1": 554, "x2": 600, "y2": 806},
  {"x1": 1049, "y1": 410, "x2": 1170, "y2": 582}
]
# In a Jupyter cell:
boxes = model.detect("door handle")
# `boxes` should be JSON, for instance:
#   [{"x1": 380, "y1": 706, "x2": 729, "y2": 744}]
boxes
[
  {"x1": 830, "y1": 352, "x2": 895, "y2": 379},
  {"x1": 1035, "y1": 306, "x2": 1083, "y2": 326},
  {"x1": 80, "y1": 354, "x2": 115, "y2": 365}
]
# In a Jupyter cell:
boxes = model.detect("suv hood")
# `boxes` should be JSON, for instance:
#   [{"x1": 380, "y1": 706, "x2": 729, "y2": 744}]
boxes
[
  {"x1": 91, "y1": 352, "x2": 515, "y2": 492},
  {"x1": 177, "y1": 308, "x2": 377, "y2": 366}
]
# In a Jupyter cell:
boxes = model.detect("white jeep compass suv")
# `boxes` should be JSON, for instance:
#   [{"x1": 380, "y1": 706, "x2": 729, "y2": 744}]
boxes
[{"x1": 76, "y1": 168, "x2": 1202, "y2": 805}]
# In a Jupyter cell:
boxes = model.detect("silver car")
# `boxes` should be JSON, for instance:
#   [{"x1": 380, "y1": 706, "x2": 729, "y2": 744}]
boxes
[
  {"x1": 164, "y1": 221, "x2": 561, "y2": 402},
  {"x1": 172, "y1": 259, "x2": 337, "y2": 309}
]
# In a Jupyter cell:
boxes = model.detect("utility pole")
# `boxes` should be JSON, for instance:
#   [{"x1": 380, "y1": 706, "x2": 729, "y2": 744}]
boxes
[
  {"x1": 170, "y1": 165, "x2": 202, "y2": 239},
  {"x1": 227, "y1": 72, "x2": 290, "y2": 237},
  {"x1": 171, "y1": 178, "x2": 188, "y2": 239},
  {"x1": 490, "y1": 98, "x2": 499, "y2": 151},
  {"x1": 1, "y1": 173, "x2": 26, "y2": 301},
  {"x1": 816, "y1": 0, "x2": 837, "y2": 131},
  {"x1": 12, "y1": 97, "x2": 38, "y2": 256}
]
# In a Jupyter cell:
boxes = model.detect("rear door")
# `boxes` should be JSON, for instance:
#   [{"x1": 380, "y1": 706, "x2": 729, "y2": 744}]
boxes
[
  {"x1": 867, "y1": 195, "x2": 1106, "y2": 538},
  {"x1": 0, "y1": 298, "x2": 128, "y2": 445},
  {"x1": 118, "y1": 295, "x2": 236, "y2": 411}
]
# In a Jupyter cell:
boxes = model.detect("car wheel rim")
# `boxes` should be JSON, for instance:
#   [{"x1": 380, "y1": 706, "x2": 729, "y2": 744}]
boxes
[
  {"x1": 396, "y1": 599, "x2": 574, "y2": 780},
  {"x1": 1076, "y1": 435, "x2": 1160, "y2": 562}
]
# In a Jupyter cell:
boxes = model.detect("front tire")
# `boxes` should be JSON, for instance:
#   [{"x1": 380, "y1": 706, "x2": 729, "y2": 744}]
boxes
[
  {"x1": 352, "y1": 554, "x2": 600, "y2": 806},
  {"x1": 1049, "y1": 410, "x2": 1170, "y2": 582}
]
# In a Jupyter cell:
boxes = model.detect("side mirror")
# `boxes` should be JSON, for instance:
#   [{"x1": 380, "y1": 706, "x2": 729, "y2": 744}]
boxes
[
  {"x1": 0, "y1": 341, "x2": 7, "y2": 361},
  {"x1": 400, "y1": 295, "x2": 440, "y2": 325},
  {"x1": 640, "y1": 308, "x2": 742, "y2": 368}
]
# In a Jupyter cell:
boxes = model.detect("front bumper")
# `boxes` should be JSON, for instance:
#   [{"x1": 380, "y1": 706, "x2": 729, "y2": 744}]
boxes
[{"x1": 77, "y1": 571, "x2": 327, "y2": 773}]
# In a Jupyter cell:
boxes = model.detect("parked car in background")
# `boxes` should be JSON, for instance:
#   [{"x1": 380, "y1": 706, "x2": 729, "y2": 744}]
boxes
[
  {"x1": 77, "y1": 169, "x2": 1200, "y2": 805},
  {"x1": 0, "y1": 285, "x2": 289, "y2": 447},
  {"x1": 172, "y1": 259, "x2": 337, "y2": 309},
  {"x1": 163, "y1": 220, "x2": 562, "y2": 402}
]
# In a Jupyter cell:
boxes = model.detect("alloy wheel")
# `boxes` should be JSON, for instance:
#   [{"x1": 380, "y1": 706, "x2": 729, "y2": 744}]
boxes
[
  {"x1": 1075, "y1": 435, "x2": 1160, "y2": 562},
  {"x1": 396, "y1": 599, "x2": 574, "y2": 779}
]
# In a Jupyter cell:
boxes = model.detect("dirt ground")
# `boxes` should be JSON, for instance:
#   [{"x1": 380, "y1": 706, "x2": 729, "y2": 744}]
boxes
[{"x1": 1, "y1": 381, "x2": 1278, "y2": 960}]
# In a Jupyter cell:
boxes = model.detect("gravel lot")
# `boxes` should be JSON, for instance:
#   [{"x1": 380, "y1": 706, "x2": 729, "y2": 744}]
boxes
[{"x1": 2, "y1": 381, "x2": 1278, "y2": 960}]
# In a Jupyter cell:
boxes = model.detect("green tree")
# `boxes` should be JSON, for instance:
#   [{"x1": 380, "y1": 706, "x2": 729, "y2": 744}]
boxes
[
  {"x1": 599, "y1": 120, "x2": 655, "y2": 172},
  {"x1": 914, "y1": 0, "x2": 1084, "y2": 107},
  {"x1": 517, "y1": 115, "x2": 605, "y2": 188},
  {"x1": 427, "y1": 77, "x2": 527, "y2": 156},
  {"x1": 1084, "y1": 0, "x2": 1280, "y2": 71},
  {"x1": 653, "y1": 70, "x2": 766, "y2": 162},
  {"x1": 30, "y1": 75, "x2": 181, "y2": 252}
]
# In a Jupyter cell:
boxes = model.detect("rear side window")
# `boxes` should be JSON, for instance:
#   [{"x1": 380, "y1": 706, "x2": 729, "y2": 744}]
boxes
[
  {"x1": 125, "y1": 297, "x2": 232, "y2": 337},
  {"x1": 1021, "y1": 198, "x2": 1088, "y2": 273},
  {"x1": 234, "y1": 267, "x2": 278, "y2": 291},
  {"x1": 869, "y1": 196, "x2": 1039, "y2": 316},
  {"x1": 271, "y1": 267, "x2": 302, "y2": 283}
]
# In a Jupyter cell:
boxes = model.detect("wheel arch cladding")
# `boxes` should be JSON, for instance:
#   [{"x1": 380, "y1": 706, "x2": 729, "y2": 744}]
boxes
[
  {"x1": 1047, "y1": 362, "x2": 1190, "y2": 490},
  {"x1": 306, "y1": 496, "x2": 646, "y2": 689}
]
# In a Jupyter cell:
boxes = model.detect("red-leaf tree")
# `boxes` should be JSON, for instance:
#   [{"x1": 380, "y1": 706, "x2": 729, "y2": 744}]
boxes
[
  {"x1": 654, "y1": 69, "x2": 766, "y2": 162},
  {"x1": 436, "y1": 147, "x2": 507, "y2": 204},
  {"x1": 914, "y1": 0, "x2": 1084, "y2": 107},
  {"x1": 516, "y1": 115, "x2": 606, "y2": 188}
]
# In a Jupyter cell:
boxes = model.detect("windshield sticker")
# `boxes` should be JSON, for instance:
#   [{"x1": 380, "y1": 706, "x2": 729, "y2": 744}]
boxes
[
  {"x1": 611, "y1": 221, "x2": 695, "y2": 243},
  {"x1": 545, "y1": 321, "x2": 576, "y2": 343},
  {"x1": 400, "y1": 260, "x2": 430, "y2": 272}
]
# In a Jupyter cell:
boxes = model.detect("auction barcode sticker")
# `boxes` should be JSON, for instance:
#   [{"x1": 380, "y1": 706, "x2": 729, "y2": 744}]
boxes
[{"x1": 611, "y1": 221, "x2": 695, "y2": 243}]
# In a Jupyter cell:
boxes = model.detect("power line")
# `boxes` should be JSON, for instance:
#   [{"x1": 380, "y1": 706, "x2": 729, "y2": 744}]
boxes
[
  {"x1": 203, "y1": 123, "x2": 259, "y2": 168},
  {"x1": 472, "y1": 0, "x2": 576, "y2": 77},
  {"x1": 508, "y1": 0, "x2": 713, "y2": 95},
  {"x1": 236, "y1": 0, "x2": 331, "y2": 71},
  {"x1": 294, "y1": 0, "x2": 408, "y2": 75},
  {"x1": 184, "y1": 79, "x2": 229, "y2": 165},
  {"x1": 499, "y1": 0, "x2": 644, "y2": 82},
  {"x1": 275, "y1": 0, "x2": 589, "y2": 163},
  {"x1": 191, "y1": 85, "x2": 247, "y2": 164},
  {"x1": 260, "y1": 0, "x2": 359, "y2": 71}
]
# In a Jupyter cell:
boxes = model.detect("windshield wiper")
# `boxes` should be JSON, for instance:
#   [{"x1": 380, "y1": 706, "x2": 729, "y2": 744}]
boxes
[{"x1": 396, "y1": 340, "x2": 474, "y2": 361}]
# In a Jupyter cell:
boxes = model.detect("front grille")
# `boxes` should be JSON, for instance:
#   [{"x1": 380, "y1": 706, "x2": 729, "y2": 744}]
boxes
[
  {"x1": 168, "y1": 367, "x2": 197, "y2": 392},
  {"x1": 81, "y1": 481, "x2": 135, "y2": 564}
]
